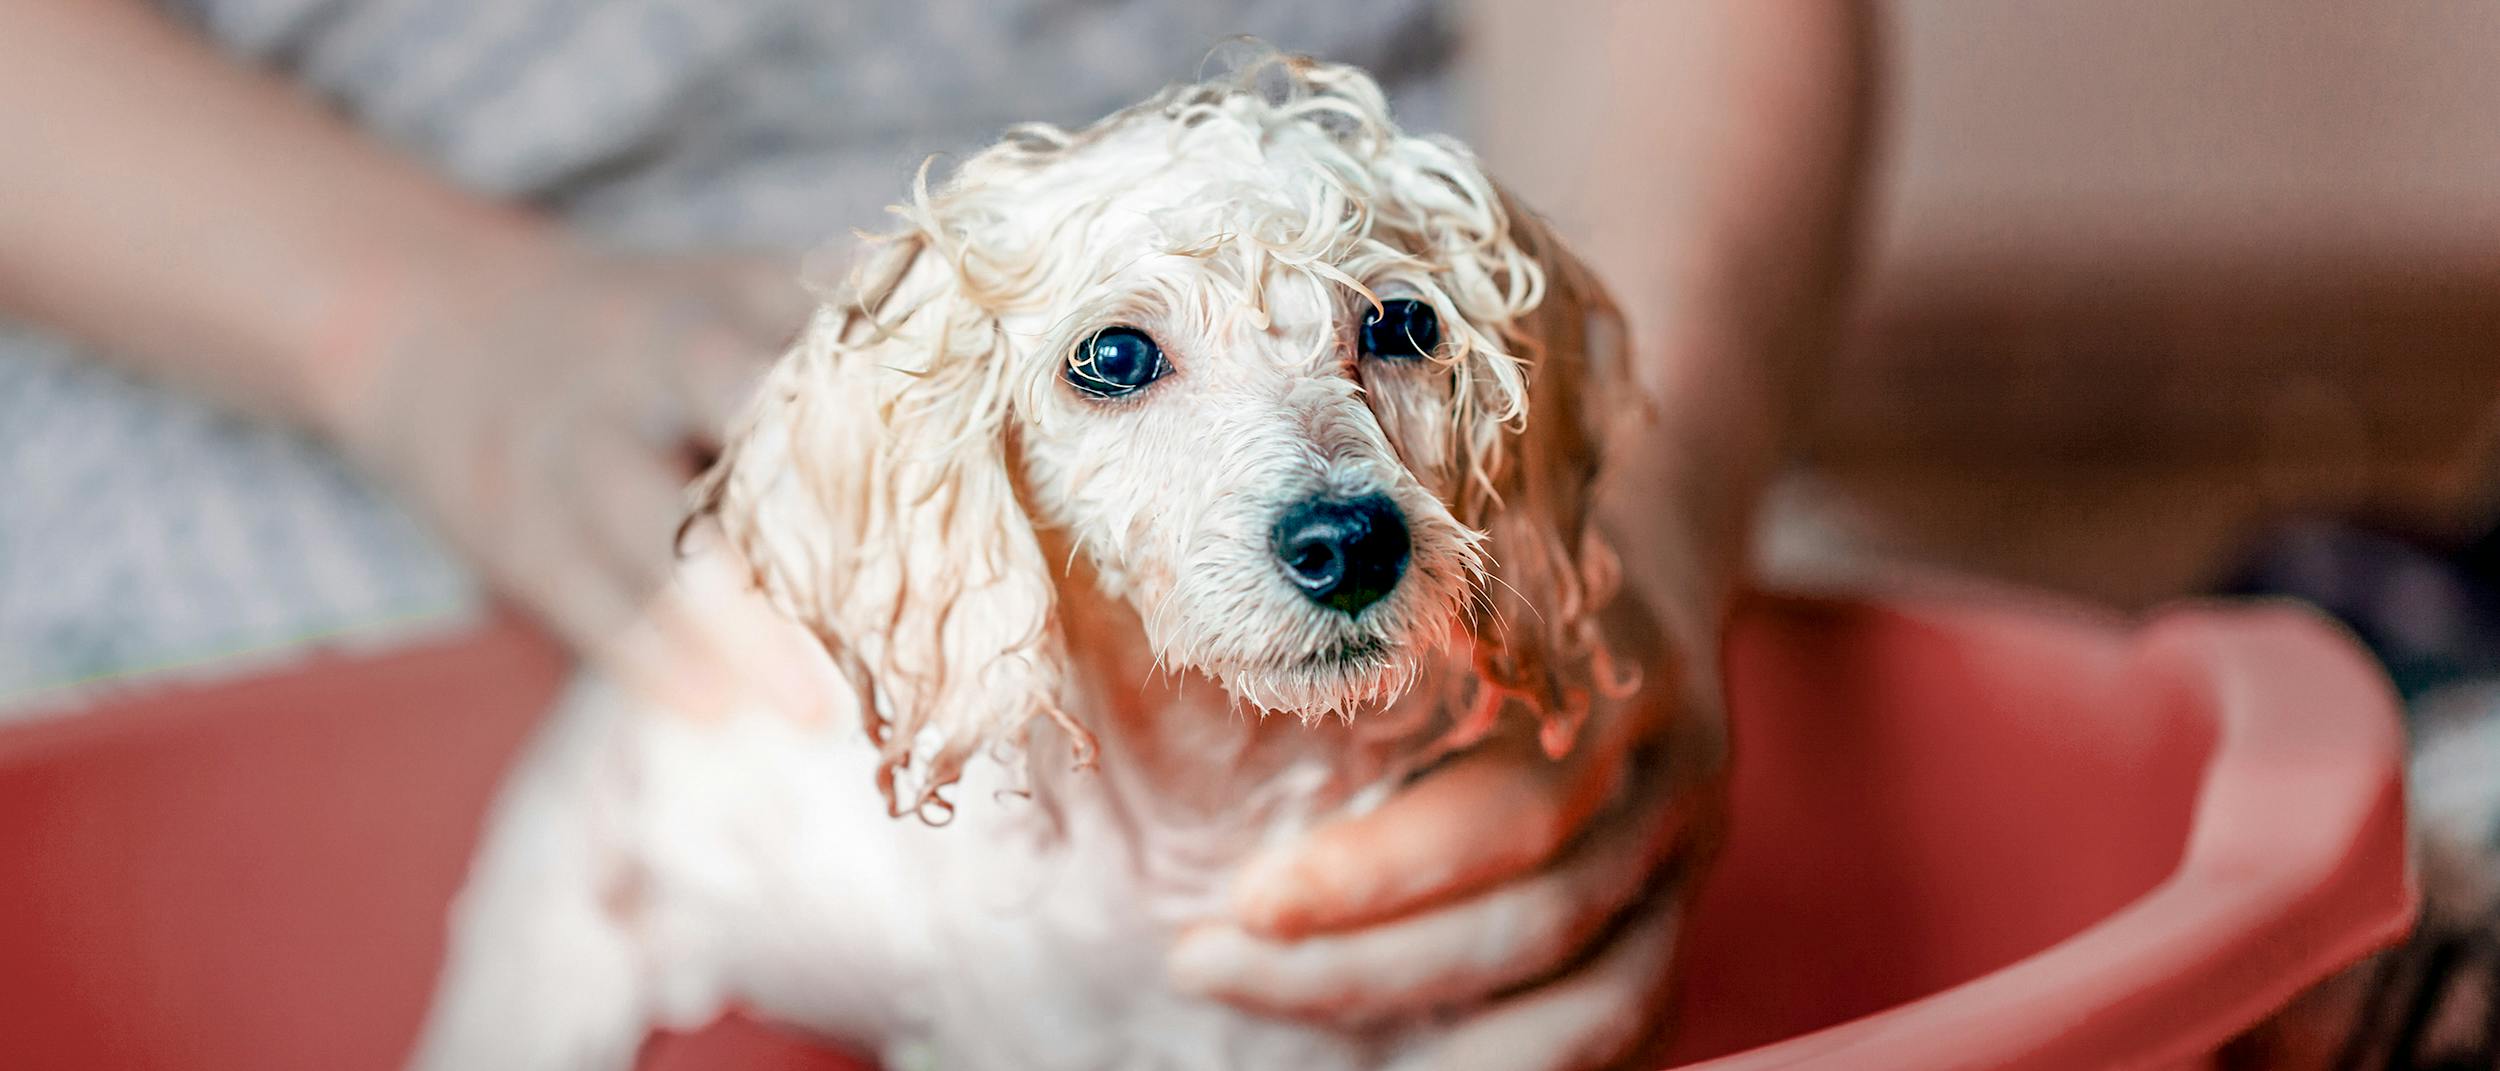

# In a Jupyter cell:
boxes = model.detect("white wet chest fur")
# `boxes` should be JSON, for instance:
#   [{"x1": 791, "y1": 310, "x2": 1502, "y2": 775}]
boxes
[{"x1": 445, "y1": 660, "x2": 1429, "y2": 1071}]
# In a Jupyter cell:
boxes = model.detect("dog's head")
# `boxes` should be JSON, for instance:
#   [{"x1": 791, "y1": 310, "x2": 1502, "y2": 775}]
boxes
[{"x1": 693, "y1": 57, "x2": 1647, "y2": 818}]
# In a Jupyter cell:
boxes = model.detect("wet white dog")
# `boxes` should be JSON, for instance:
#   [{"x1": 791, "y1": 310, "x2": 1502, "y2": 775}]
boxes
[{"x1": 415, "y1": 56, "x2": 1662, "y2": 1071}]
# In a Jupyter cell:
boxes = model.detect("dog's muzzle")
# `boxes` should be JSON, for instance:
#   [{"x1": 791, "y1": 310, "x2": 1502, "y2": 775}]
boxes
[{"x1": 1272, "y1": 494, "x2": 1409, "y2": 616}]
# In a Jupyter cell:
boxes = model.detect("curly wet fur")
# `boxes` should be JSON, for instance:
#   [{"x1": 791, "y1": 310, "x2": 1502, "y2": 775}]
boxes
[
  {"x1": 691, "y1": 54, "x2": 1639, "y2": 816},
  {"x1": 420, "y1": 54, "x2": 1660, "y2": 1071}
]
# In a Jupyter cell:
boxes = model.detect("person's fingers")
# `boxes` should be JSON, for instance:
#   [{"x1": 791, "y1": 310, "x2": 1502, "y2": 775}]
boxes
[
  {"x1": 1383, "y1": 894, "x2": 1684, "y2": 1071},
  {"x1": 650, "y1": 258, "x2": 807, "y2": 432},
  {"x1": 1228, "y1": 731, "x2": 1628, "y2": 940},
  {"x1": 1171, "y1": 768, "x2": 1688, "y2": 1024},
  {"x1": 459, "y1": 406, "x2": 653, "y2": 656},
  {"x1": 492, "y1": 500, "x2": 646, "y2": 661},
  {"x1": 697, "y1": 254, "x2": 813, "y2": 340},
  {"x1": 334, "y1": 247, "x2": 820, "y2": 666},
  {"x1": 679, "y1": 327, "x2": 779, "y2": 436},
  {"x1": 569, "y1": 422, "x2": 691, "y2": 591}
]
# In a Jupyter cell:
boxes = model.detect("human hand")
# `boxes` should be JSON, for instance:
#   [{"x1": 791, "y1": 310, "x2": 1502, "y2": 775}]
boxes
[
  {"x1": 315, "y1": 244, "x2": 812, "y2": 660},
  {"x1": 1168, "y1": 585, "x2": 1728, "y2": 1070},
  {"x1": 1163, "y1": 0, "x2": 1874, "y2": 1059}
]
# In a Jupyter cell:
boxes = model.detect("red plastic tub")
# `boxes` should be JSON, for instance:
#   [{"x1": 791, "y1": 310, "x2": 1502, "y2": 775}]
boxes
[{"x1": 0, "y1": 595, "x2": 2413, "y2": 1070}]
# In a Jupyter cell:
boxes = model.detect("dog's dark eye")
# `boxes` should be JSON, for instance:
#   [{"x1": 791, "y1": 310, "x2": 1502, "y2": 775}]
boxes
[
  {"x1": 1360, "y1": 299, "x2": 1440, "y2": 360},
  {"x1": 1066, "y1": 326, "x2": 1167, "y2": 398}
]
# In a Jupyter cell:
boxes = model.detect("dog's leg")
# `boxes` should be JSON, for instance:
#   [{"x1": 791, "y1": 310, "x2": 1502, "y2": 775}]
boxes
[{"x1": 409, "y1": 682, "x2": 655, "y2": 1071}]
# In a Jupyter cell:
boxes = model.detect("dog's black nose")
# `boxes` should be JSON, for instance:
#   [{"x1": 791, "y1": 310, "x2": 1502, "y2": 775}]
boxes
[{"x1": 1273, "y1": 494, "x2": 1410, "y2": 615}]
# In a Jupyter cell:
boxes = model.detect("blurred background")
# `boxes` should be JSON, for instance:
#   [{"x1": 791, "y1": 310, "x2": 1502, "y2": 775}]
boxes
[
  {"x1": 1, "y1": 1, "x2": 2497, "y2": 1067},
  {"x1": 9, "y1": 1, "x2": 2497, "y2": 710},
  {"x1": 1767, "y1": 1, "x2": 2500, "y2": 709},
  {"x1": 1788, "y1": 2, "x2": 2500, "y2": 605}
]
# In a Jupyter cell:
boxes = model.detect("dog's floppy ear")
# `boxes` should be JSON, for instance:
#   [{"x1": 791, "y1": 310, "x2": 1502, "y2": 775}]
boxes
[
  {"x1": 688, "y1": 231, "x2": 1084, "y2": 821},
  {"x1": 1461, "y1": 196, "x2": 1649, "y2": 757}
]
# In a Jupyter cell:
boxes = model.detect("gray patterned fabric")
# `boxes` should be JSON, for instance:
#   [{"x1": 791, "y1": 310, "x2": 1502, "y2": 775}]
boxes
[
  {"x1": 0, "y1": 0, "x2": 1455, "y2": 712},
  {"x1": 0, "y1": 332, "x2": 475, "y2": 705}
]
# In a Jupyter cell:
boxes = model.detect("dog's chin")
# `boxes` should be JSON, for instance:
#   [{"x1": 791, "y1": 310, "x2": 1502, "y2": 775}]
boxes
[{"x1": 1206, "y1": 637, "x2": 1422, "y2": 720}]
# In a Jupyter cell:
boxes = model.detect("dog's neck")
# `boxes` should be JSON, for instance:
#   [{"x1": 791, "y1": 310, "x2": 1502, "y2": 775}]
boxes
[
  {"x1": 1036, "y1": 561, "x2": 1452, "y2": 895},
  {"x1": 1059, "y1": 580, "x2": 1431, "y2": 807}
]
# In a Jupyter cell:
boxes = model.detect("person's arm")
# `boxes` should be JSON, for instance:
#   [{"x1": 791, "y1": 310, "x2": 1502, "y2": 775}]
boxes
[
  {"x1": 1176, "y1": 2, "x2": 1877, "y2": 1061},
  {"x1": 0, "y1": 0, "x2": 550, "y2": 428},
  {"x1": 0, "y1": 0, "x2": 804, "y2": 656},
  {"x1": 1473, "y1": 0, "x2": 1879, "y2": 649}
]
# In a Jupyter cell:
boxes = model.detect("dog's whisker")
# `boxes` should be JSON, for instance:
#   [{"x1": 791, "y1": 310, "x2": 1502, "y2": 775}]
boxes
[
  {"x1": 1480, "y1": 569, "x2": 1545, "y2": 630},
  {"x1": 446, "y1": 51, "x2": 1648, "y2": 1067}
]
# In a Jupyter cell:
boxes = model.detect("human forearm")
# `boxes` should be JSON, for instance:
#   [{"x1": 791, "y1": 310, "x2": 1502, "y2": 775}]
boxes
[
  {"x1": 0, "y1": 0, "x2": 558, "y2": 430},
  {"x1": 1470, "y1": 0, "x2": 1879, "y2": 632}
]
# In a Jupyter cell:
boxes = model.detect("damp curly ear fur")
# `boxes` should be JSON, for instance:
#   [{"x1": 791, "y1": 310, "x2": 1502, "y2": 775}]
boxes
[
  {"x1": 692, "y1": 51, "x2": 1645, "y2": 816},
  {"x1": 420, "y1": 51, "x2": 1668, "y2": 1071}
]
